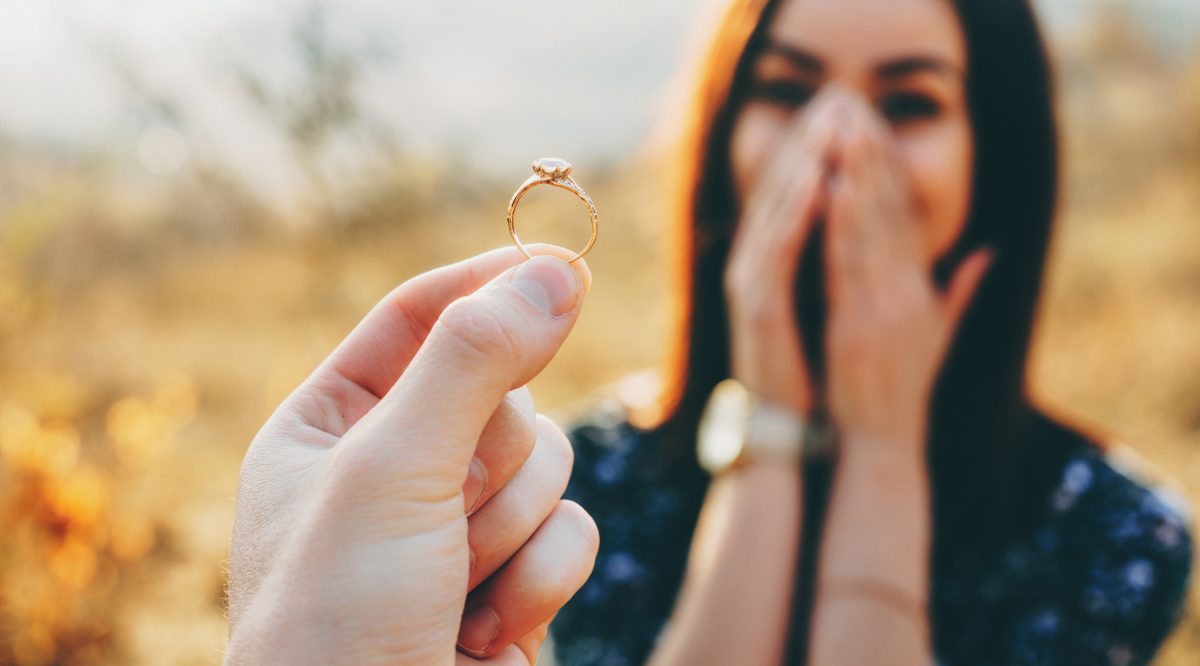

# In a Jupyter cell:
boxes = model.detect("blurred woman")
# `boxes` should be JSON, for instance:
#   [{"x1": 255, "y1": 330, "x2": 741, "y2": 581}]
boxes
[{"x1": 549, "y1": 0, "x2": 1193, "y2": 664}]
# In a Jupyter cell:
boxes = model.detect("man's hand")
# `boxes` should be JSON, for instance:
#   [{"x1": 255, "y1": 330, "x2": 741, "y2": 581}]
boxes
[{"x1": 225, "y1": 245, "x2": 599, "y2": 665}]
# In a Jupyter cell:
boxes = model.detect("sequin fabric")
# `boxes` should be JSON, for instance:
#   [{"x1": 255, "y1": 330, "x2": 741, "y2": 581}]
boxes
[{"x1": 550, "y1": 403, "x2": 1193, "y2": 666}]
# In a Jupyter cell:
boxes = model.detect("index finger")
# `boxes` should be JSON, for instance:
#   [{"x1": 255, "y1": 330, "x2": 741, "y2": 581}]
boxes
[
  {"x1": 742, "y1": 87, "x2": 845, "y2": 224},
  {"x1": 334, "y1": 252, "x2": 590, "y2": 515},
  {"x1": 295, "y1": 244, "x2": 592, "y2": 436}
]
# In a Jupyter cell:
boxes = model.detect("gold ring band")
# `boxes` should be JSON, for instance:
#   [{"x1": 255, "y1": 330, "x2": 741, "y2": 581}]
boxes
[{"x1": 507, "y1": 158, "x2": 598, "y2": 264}]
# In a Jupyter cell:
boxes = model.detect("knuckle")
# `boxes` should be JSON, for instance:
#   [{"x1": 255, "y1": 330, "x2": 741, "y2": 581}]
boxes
[
  {"x1": 530, "y1": 621, "x2": 551, "y2": 645},
  {"x1": 487, "y1": 393, "x2": 537, "y2": 455},
  {"x1": 722, "y1": 269, "x2": 738, "y2": 297},
  {"x1": 723, "y1": 261, "x2": 750, "y2": 298},
  {"x1": 555, "y1": 500, "x2": 601, "y2": 559},
  {"x1": 385, "y1": 283, "x2": 432, "y2": 343},
  {"x1": 506, "y1": 386, "x2": 536, "y2": 417},
  {"x1": 436, "y1": 295, "x2": 526, "y2": 366},
  {"x1": 526, "y1": 501, "x2": 600, "y2": 599},
  {"x1": 535, "y1": 415, "x2": 574, "y2": 487}
]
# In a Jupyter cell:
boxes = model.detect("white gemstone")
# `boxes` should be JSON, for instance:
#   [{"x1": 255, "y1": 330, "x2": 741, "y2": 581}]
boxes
[{"x1": 533, "y1": 157, "x2": 572, "y2": 178}]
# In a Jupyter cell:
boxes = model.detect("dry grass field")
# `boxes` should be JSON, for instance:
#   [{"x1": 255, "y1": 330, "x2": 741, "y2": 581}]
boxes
[{"x1": 0, "y1": 6, "x2": 1196, "y2": 665}]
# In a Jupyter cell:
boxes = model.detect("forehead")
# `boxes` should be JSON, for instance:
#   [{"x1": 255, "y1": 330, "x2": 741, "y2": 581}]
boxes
[{"x1": 766, "y1": 0, "x2": 966, "y2": 70}]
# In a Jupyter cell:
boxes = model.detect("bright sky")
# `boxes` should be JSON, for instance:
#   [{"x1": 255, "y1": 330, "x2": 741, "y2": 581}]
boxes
[
  {"x1": 0, "y1": 0, "x2": 1195, "y2": 201},
  {"x1": 0, "y1": 0, "x2": 709, "y2": 198}
]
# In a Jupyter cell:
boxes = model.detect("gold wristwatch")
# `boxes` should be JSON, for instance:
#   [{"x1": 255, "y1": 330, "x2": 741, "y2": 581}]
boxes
[{"x1": 697, "y1": 378, "x2": 836, "y2": 476}]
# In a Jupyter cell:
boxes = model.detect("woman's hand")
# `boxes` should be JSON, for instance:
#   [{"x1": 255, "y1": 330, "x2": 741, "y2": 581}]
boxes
[
  {"x1": 652, "y1": 88, "x2": 850, "y2": 666},
  {"x1": 724, "y1": 88, "x2": 845, "y2": 414},
  {"x1": 225, "y1": 246, "x2": 599, "y2": 665},
  {"x1": 823, "y1": 95, "x2": 992, "y2": 457},
  {"x1": 808, "y1": 94, "x2": 989, "y2": 666}
]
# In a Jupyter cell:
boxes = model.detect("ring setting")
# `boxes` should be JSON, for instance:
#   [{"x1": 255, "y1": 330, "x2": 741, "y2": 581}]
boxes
[{"x1": 507, "y1": 158, "x2": 598, "y2": 264}]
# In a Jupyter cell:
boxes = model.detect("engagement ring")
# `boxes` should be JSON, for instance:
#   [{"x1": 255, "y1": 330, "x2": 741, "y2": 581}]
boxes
[{"x1": 507, "y1": 158, "x2": 598, "y2": 264}]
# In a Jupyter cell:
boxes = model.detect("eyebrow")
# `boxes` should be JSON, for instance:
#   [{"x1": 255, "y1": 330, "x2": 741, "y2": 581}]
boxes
[{"x1": 761, "y1": 39, "x2": 964, "y2": 81}]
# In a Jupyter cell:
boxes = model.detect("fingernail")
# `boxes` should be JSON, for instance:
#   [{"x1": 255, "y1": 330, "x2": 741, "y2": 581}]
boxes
[
  {"x1": 457, "y1": 605, "x2": 500, "y2": 656},
  {"x1": 463, "y1": 458, "x2": 487, "y2": 516},
  {"x1": 509, "y1": 255, "x2": 581, "y2": 316}
]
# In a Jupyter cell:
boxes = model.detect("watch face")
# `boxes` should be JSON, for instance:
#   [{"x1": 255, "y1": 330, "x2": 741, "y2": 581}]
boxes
[{"x1": 697, "y1": 379, "x2": 751, "y2": 474}]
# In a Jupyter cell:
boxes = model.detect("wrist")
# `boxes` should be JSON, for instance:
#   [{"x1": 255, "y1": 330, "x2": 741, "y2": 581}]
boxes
[
  {"x1": 836, "y1": 439, "x2": 927, "y2": 485},
  {"x1": 727, "y1": 289, "x2": 796, "y2": 329},
  {"x1": 837, "y1": 420, "x2": 925, "y2": 459},
  {"x1": 698, "y1": 379, "x2": 816, "y2": 475},
  {"x1": 723, "y1": 457, "x2": 805, "y2": 481}
]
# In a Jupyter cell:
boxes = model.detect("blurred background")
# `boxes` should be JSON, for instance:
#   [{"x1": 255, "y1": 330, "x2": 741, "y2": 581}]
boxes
[{"x1": 0, "y1": 0, "x2": 1197, "y2": 663}]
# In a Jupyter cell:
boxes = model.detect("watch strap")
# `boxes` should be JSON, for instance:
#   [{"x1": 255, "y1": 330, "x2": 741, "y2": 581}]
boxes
[
  {"x1": 801, "y1": 410, "x2": 838, "y2": 461},
  {"x1": 741, "y1": 402, "x2": 809, "y2": 465}
]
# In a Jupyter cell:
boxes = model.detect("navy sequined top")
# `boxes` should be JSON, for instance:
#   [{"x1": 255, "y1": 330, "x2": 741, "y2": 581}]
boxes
[{"x1": 550, "y1": 400, "x2": 1193, "y2": 666}]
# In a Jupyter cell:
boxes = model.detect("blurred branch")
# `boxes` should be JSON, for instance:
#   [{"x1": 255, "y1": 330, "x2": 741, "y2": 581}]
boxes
[{"x1": 234, "y1": 2, "x2": 369, "y2": 225}]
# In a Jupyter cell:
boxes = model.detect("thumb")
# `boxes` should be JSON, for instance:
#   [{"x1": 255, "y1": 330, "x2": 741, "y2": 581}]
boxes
[
  {"x1": 339, "y1": 254, "x2": 587, "y2": 494},
  {"x1": 943, "y1": 247, "x2": 993, "y2": 336}
]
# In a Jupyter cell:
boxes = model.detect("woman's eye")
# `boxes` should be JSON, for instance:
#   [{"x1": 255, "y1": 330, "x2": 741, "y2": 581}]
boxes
[
  {"x1": 748, "y1": 80, "x2": 815, "y2": 108},
  {"x1": 878, "y1": 92, "x2": 941, "y2": 124}
]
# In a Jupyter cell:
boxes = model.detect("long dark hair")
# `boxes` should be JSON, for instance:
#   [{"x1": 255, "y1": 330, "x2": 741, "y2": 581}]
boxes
[{"x1": 650, "y1": 0, "x2": 1075, "y2": 660}]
